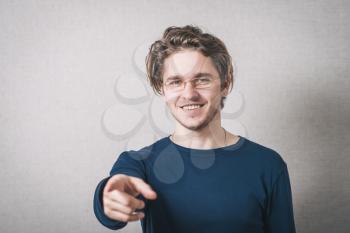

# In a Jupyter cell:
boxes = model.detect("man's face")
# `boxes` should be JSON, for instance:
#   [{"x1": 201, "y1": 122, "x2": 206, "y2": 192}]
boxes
[{"x1": 161, "y1": 49, "x2": 228, "y2": 131}]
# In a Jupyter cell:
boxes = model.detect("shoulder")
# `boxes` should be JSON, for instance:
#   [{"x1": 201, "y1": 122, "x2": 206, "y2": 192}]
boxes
[
  {"x1": 240, "y1": 137, "x2": 290, "y2": 191},
  {"x1": 242, "y1": 136, "x2": 287, "y2": 172},
  {"x1": 110, "y1": 137, "x2": 170, "y2": 178},
  {"x1": 118, "y1": 136, "x2": 170, "y2": 162}
]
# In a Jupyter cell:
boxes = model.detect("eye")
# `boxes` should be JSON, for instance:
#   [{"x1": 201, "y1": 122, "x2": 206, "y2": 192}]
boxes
[
  {"x1": 168, "y1": 80, "x2": 182, "y2": 86},
  {"x1": 195, "y1": 78, "x2": 211, "y2": 85}
]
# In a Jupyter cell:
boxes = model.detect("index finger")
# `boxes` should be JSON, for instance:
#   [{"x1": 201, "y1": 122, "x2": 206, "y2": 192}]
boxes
[{"x1": 129, "y1": 177, "x2": 157, "y2": 200}]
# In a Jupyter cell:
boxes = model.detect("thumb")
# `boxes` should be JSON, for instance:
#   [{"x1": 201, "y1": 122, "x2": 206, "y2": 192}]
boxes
[{"x1": 129, "y1": 177, "x2": 157, "y2": 200}]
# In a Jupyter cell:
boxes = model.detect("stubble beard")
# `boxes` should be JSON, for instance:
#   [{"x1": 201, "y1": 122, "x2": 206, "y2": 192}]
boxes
[{"x1": 172, "y1": 103, "x2": 220, "y2": 132}]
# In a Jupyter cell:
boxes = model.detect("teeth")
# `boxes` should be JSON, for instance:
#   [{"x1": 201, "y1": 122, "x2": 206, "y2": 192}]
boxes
[{"x1": 182, "y1": 104, "x2": 201, "y2": 110}]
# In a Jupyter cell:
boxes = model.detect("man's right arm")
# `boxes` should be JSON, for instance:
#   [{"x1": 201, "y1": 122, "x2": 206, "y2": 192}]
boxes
[
  {"x1": 93, "y1": 176, "x2": 128, "y2": 230},
  {"x1": 93, "y1": 151, "x2": 157, "y2": 230}
]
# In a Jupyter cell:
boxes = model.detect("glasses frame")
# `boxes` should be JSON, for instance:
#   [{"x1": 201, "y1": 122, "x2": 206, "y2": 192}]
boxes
[{"x1": 163, "y1": 75, "x2": 220, "y2": 92}]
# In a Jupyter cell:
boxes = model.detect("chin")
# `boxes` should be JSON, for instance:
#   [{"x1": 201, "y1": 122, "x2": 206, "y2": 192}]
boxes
[{"x1": 174, "y1": 113, "x2": 214, "y2": 131}]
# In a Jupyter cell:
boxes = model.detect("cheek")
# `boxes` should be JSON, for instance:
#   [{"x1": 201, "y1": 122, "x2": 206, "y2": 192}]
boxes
[
  {"x1": 164, "y1": 93, "x2": 179, "y2": 106},
  {"x1": 199, "y1": 91, "x2": 219, "y2": 103},
  {"x1": 205, "y1": 91, "x2": 222, "y2": 102}
]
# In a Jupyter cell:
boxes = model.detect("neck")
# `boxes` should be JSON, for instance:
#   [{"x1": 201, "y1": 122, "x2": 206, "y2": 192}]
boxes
[{"x1": 170, "y1": 125, "x2": 228, "y2": 149}]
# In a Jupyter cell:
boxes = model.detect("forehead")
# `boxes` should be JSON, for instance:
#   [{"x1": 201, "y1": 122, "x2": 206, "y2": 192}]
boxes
[{"x1": 163, "y1": 49, "x2": 219, "y2": 80}]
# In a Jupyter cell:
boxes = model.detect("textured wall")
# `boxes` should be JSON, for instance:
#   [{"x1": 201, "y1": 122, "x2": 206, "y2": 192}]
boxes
[{"x1": 0, "y1": 0, "x2": 349, "y2": 232}]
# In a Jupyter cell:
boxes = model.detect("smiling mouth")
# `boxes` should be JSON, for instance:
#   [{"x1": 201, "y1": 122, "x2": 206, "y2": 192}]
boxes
[{"x1": 180, "y1": 104, "x2": 205, "y2": 111}]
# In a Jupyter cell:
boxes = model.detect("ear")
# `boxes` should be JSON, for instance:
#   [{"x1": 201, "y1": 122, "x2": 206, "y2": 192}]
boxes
[
  {"x1": 221, "y1": 80, "x2": 229, "y2": 97},
  {"x1": 160, "y1": 86, "x2": 165, "y2": 96}
]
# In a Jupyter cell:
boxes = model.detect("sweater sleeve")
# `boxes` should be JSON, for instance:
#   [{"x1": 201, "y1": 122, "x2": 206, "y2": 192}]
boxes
[
  {"x1": 93, "y1": 151, "x2": 147, "y2": 230},
  {"x1": 264, "y1": 163, "x2": 296, "y2": 233}
]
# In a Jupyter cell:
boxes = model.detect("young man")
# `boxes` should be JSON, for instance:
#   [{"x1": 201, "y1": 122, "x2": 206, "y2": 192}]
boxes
[{"x1": 93, "y1": 25, "x2": 296, "y2": 233}]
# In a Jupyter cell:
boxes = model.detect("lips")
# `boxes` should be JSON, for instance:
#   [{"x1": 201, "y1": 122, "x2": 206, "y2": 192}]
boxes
[{"x1": 180, "y1": 103, "x2": 205, "y2": 108}]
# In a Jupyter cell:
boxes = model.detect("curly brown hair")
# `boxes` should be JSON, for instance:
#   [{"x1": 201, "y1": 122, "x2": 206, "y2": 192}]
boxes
[{"x1": 145, "y1": 25, "x2": 234, "y2": 109}]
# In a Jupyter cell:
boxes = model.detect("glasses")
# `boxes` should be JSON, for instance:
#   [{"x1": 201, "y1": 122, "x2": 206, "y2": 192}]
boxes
[{"x1": 163, "y1": 77, "x2": 217, "y2": 92}]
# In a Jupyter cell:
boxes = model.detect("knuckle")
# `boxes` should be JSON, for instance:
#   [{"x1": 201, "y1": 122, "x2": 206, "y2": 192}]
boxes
[
  {"x1": 139, "y1": 201, "x2": 145, "y2": 208},
  {"x1": 110, "y1": 190, "x2": 122, "y2": 201},
  {"x1": 130, "y1": 176, "x2": 140, "y2": 181},
  {"x1": 102, "y1": 197, "x2": 106, "y2": 204},
  {"x1": 124, "y1": 198, "x2": 132, "y2": 206},
  {"x1": 104, "y1": 208, "x2": 111, "y2": 216},
  {"x1": 120, "y1": 215, "x2": 129, "y2": 222},
  {"x1": 126, "y1": 208, "x2": 134, "y2": 214},
  {"x1": 108, "y1": 210, "x2": 127, "y2": 222},
  {"x1": 110, "y1": 189, "x2": 118, "y2": 195}
]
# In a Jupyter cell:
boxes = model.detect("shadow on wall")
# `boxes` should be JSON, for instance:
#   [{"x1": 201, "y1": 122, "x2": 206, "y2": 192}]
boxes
[{"x1": 291, "y1": 82, "x2": 350, "y2": 233}]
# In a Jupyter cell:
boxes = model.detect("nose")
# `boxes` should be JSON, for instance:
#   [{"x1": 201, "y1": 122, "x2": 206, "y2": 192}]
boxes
[{"x1": 181, "y1": 82, "x2": 200, "y2": 100}]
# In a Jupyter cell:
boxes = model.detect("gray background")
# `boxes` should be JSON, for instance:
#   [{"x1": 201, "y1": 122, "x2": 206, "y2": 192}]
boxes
[{"x1": 1, "y1": 0, "x2": 349, "y2": 232}]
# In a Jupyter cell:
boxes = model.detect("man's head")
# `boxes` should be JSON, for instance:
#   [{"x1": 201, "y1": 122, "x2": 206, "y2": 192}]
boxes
[
  {"x1": 146, "y1": 25, "x2": 234, "y2": 107},
  {"x1": 145, "y1": 25, "x2": 234, "y2": 130}
]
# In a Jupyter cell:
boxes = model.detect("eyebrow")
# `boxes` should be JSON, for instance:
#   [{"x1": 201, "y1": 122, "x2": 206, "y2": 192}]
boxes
[{"x1": 165, "y1": 72, "x2": 215, "y2": 81}]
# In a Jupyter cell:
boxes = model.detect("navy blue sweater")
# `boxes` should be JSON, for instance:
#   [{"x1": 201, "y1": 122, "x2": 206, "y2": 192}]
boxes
[{"x1": 93, "y1": 135, "x2": 296, "y2": 233}]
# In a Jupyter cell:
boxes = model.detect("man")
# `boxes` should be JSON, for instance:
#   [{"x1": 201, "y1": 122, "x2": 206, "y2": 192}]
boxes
[{"x1": 93, "y1": 25, "x2": 296, "y2": 233}]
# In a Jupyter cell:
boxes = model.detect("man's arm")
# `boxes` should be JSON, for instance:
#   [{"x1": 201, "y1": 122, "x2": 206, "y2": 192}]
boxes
[
  {"x1": 93, "y1": 152, "x2": 154, "y2": 230},
  {"x1": 93, "y1": 177, "x2": 128, "y2": 230},
  {"x1": 264, "y1": 163, "x2": 296, "y2": 233}
]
